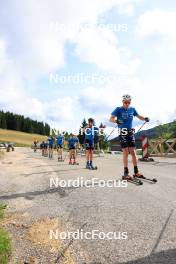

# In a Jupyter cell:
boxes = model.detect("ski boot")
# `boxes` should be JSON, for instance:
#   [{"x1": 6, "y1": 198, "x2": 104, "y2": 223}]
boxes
[
  {"x1": 122, "y1": 174, "x2": 133, "y2": 181},
  {"x1": 86, "y1": 163, "x2": 91, "y2": 169},
  {"x1": 122, "y1": 173, "x2": 143, "y2": 185},
  {"x1": 73, "y1": 161, "x2": 79, "y2": 165},
  {"x1": 133, "y1": 172, "x2": 144, "y2": 178},
  {"x1": 89, "y1": 164, "x2": 98, "y2": 170}
]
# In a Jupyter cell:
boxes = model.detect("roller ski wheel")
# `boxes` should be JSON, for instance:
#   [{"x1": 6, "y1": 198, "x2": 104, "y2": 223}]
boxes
[
  {"x1": 133, "y1": 173, "x2": 157, "y2": 183},
  {"x1": 69, "y1": 161, "x2": 73, "y2": 165}
]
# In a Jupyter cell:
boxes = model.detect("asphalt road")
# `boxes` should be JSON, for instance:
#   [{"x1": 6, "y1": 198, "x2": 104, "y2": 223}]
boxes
[{"x1": 0, "y1": 148, "x2": 176, "y2": 264}]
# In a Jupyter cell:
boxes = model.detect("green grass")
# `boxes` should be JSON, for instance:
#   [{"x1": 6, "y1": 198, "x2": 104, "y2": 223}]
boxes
[
  {"x1": 0, "y1": 128, "x2": 47, "y2": 147},
  {"x1": 0, "y1": 205, "x2": 11, "y2": 264},
  {"x1": 0, "y1": 205, "x2": 7, "y2": 220}
]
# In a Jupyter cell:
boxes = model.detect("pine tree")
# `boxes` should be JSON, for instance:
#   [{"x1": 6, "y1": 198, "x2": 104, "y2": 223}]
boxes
[{"x1": 78, "y1": 118, "x2": 88, "y2": 145}]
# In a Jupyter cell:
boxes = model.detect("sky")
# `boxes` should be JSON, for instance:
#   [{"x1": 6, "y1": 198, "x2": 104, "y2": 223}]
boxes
[{"x1": 0, "y1": 0, "x2": 176, "y2": 134}]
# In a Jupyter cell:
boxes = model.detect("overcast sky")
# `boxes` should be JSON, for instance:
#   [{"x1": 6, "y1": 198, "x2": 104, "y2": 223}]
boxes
[{"x1": 0, "y1": 0, "x2": 176, "y2": 133}]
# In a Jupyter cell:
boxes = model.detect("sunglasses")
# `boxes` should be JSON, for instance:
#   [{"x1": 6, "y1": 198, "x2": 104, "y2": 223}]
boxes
[{"x1": 124, "y1": 101, "x2": 131, "y2": 105}]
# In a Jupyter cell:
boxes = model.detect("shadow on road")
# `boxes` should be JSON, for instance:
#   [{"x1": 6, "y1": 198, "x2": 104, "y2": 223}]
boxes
[
  {"x1": 85, "y1": 248, "x2": 176, "y2": 264},
  {"x1": 0, "y1": 187, "x2": 72, "y2": 200},
  {"x1": 33, "y1": 164, "x2": 71, "y2": 168},
  {"x1": 21, "y1": 167, "x2": 86, "y2": 177},
  {"x1": 0, "y1": 179, "x2": 127, "y2": 201}
]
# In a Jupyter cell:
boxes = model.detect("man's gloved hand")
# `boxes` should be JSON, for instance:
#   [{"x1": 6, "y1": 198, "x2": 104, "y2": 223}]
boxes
[
  {"x1": 116, "y1": 119, "x2": 123, "y2": 125},
  {"x1": 145, "y1": 117, "x2": 150, "y2": 122}
]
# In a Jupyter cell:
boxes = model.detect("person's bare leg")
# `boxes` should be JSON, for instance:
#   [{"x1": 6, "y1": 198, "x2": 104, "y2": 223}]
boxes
[
  {"x1": 86, "y1": 150, "x2": 89, "y2": 162},
  {"x1": 86, "y1": 150, "x2": 90, "y2": 167},
  {"x1": 129, "y1": 147, "x2": 137, "y2": 166},
  {"x1": 123, "y1": 148, "x2": 129, "y2": 168},
  {"x1": 129, "y1": 147, "x2": 139, "y2": 175},
  {"x1": 58, "y1": 148, "x2": 62, "y2": 160},
  {"x1": 90, "y1": 149, "x2": 93, "y2": 162},
  {"x1": 61, "y1": 148, "x2": 63, "y2": 160},
  {"x1": 69, "y1": 150, "x2": 72, "y2": 163},
  {"x1": 73, "y1": 149, "x2": 76, "y2": 163}
]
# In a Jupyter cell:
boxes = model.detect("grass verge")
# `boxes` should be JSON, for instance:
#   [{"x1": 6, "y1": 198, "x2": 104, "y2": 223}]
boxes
[
  {"x1": 0, "y1": 128, "x2": 47, "y2": 147},
  {"x1": 0, "y1": 204, "x2": 11, "y2": 264}
]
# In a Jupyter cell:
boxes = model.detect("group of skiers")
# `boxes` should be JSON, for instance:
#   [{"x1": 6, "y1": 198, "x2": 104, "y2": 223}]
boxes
[
  {"x1": 34, "y1": 117, "x2": 99, "y2": 170},
  {"x1": 34, "y1": 95, "x2": 150, "y2": 178}
]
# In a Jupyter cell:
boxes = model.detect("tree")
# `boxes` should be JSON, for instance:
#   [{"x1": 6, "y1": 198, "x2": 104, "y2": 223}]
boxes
[
  {"x1": 0, "y1": 110, "x2": 51, "y2": 135},
  {"x1": 78, "y1": 118, "x2": 88, "y2": 145},
  {"x1": 98, "y1": 123, "x2": 109, "y2": 150}
]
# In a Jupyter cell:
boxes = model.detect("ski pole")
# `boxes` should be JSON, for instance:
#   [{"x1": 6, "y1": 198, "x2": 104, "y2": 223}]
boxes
[
  {"x1": 106, "y1": 124, "x2": 118, "y2": 141},
  {"x1": 135, "y1": 121, "x2": 147, "y2": 134}
]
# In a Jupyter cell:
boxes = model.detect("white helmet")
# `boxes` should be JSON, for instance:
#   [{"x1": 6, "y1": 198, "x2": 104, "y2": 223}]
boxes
[{"x1": 122, "y1": 94, "x2": 132, "y2": 101}]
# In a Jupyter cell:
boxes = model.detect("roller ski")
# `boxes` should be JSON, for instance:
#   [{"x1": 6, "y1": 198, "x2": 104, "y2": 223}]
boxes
[
  {"x1": 133, "y1": 173, "x2": 157, "y2": 183},
  {"x1": 86, "y1": 162, "x2": 97, "y2": 170},
  {"x1": 90, "y1": 164, "x2": 97, "y2": 170},
  {"x1": 69, "y1": 160, "x2": 79, "y2": 165},
  {"x1": 58, "y1": 157, "x2": 64, "y2": 162},
  {"x1": 73, "y1": 161, "x2": 79, "y2": 165},
  {"x1": 86, "y1": 163, "x2": 91, "y2": 169},
  {"x1": 122, "y1": 174, "x2": 143, "y2": 185}
]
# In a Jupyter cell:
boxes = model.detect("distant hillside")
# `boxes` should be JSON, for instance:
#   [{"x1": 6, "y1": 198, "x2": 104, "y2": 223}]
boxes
[
  {"x1": 109, "y1": 121, "x2": 176, "y2": 144},
  {"x1": 0, "y1": 129, "x2": 47, "y2": 146},
  {"x1": 135, "y1": 121, "x2": 176, "y2": 140}
]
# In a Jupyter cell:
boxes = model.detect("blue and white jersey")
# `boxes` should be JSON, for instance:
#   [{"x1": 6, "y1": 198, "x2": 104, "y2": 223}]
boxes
[{"x1": 111, "y1": 106, "x2": 138, "y2": 129}]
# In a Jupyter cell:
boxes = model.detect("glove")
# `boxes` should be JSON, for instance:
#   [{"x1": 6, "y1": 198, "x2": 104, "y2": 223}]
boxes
[
  {"x1": 116, "y1": 119, "x2": 123, "y2": 125},
  {"x1": 145, "y1": 117, "x2": 150, "y2": 122}
]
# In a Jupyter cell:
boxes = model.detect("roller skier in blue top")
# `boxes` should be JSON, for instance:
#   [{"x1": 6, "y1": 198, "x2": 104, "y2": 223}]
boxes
[
  {"x1": 110, "y1": 94, "x2": 150, "y2": 181},
  {"x1": 48, "y1": 136, "x2": 55, "y2": 159},
  {"x1": 68, "y1": 134, "x2": 79, "y2": 165},
  {"x1": 56, "y1": 131, "x2": 64, "y2": 161},
  {"x1": 85, "y1": 118, "x2": 99, "y2": 170}
]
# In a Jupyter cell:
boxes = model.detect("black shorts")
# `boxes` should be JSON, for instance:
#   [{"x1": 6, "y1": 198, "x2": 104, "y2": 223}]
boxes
[
  {"x1": 85, "y1": 139, "x2": 94, "y2": 150},
  {"x1": 49, "y1": 144, "x2": 53, "y2": 149},
  {"x1": 57, "y1": 144, "x2": 63, "y2": 149},
  {"x1": 119, "y1": 130, "x2": 136, "y2": 149},
  {"x1": 69, "y1": 145, "x2": 76, "y2": 150},
  {"x1": 44, "y1": 144, "x2": 48, "y2": 149}
]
